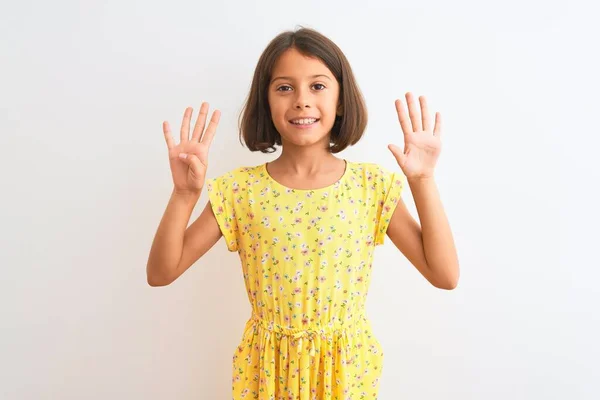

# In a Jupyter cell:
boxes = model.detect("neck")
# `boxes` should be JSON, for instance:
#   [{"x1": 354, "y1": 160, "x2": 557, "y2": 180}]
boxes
[{"x1": 275, "y1": 145, "x2": 340, "y2": 173}]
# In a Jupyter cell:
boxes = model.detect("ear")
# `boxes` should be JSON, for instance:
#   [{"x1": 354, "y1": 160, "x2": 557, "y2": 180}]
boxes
[{"x1": 336, "y1": 103, "x2": 344, "y2": 117}]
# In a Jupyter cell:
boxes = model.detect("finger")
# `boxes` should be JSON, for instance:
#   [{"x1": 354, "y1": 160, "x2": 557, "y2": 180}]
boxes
[
  {"x1": 180, "y1": 107, "x2": 192, "y2": 143},
  {"x1": 433, "y1": 112, "x2": 442, "y2": 138},
  {"x1": 406, "y1": 92, "x2": 422, "y2": 132},
  {"x1": 395, "y1": 99, "x2": 412, "y2": 135},
  {"x1": 191, "y1": 102, "x2": 209, "y2": 142},
  {"x1": 419, "y1": 96, "x2": 431, "y2": 132},
  {"x1": 163, "y1": 121, "x2": 175, "y2": 150},
  {"x1": 200, "y1": 109, "x2": 221, "y2": 147}
]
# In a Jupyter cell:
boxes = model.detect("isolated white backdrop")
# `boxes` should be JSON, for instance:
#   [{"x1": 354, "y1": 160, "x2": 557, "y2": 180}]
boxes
[{"x1": 1, "y1": 0, "x2": 599, "y2": 398}]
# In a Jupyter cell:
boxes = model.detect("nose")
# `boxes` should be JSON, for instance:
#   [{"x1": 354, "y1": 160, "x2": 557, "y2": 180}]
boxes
[
  {"x1": 295, "y1": 102, "x2": 310, "y2": 109},
  {"x1": 293, "y1": 88, "x2": 311, "y2": 109}
]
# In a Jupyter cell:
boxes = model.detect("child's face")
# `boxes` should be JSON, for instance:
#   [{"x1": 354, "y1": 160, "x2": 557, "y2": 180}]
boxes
[{"x1": 268, "y1": 48, "x2": 341, "y2": 149}]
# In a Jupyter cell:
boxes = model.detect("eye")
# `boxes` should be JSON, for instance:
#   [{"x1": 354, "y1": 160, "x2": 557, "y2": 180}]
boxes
[{"x1": 275, "y1": 83, "x2": 327, "y2": 92}]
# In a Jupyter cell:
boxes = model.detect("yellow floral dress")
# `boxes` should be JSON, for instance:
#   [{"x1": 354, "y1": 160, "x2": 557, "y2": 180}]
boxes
[{"x1": 206, "y1": 159, "x2": 404, "y2": 400}]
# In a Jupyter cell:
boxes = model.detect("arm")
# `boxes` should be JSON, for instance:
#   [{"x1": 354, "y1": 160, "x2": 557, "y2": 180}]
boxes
[
  {"x1": 146, "y1": 193, "x2": 222, "y2": 286},
  {"x1": 386, "y1": 178, "x2": 459, "y2": 290},
  {"x1": 386, "y1": 92, "x2": 459, "y2": 289},
  {"x1": 147, "y1": 103, "x2": 223, "y2": 286}
]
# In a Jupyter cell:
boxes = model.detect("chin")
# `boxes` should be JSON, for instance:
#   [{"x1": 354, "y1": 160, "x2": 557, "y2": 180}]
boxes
[{"x1": 284, "y1": 134, "x2": 330, "y2": 148}]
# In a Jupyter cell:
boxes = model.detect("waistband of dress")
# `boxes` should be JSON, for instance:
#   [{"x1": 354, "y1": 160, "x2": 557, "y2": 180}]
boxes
[
  {"x1": 248, "y1": 311, "x2": 367, "y2": 337},
  {"x1": 248, "y1": 312, "x2": 367, "y2": 357}
]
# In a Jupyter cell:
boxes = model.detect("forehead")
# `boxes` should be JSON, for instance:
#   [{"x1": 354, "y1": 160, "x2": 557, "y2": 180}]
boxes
[{"x1": 271, "y1": 48, "x2": 334, "y2": 80}]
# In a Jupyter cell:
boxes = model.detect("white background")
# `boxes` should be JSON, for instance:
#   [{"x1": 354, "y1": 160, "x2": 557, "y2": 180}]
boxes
[{"x1": 2, "y1": 0, "x2": 599, "y2": 398}]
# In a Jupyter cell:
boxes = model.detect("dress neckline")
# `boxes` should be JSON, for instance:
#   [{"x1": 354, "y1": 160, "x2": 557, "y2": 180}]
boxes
[{"x1": 262, "y1": 159, "x2": 350, "y2": 192}]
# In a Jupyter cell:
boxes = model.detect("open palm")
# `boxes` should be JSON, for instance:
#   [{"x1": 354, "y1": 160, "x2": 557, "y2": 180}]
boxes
[
  {"x1": 389, "y1": 92, "x2": 442, "y2": 180},
  {"x1": 163, "y1": 103, "x2": 221, "y2": 194}
]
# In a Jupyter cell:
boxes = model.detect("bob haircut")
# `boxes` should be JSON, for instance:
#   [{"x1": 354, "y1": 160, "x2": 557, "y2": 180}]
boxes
[{"x1": 239, "y1": 27, "x2": 368, "y2": 154}]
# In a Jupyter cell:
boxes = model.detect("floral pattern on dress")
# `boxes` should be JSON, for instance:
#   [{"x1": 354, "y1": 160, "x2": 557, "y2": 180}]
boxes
[{"x1": 206, "y1": 160, "x2": 404, "y2": 399}]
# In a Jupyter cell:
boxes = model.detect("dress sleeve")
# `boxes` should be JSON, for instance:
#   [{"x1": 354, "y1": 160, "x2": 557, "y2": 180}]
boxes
[
  {"x1": 374, "y1": 165, "x2": 404, "y2": 246},
  {"x1": 206, "y1": 172, "x2": 240, "y2": 252}
]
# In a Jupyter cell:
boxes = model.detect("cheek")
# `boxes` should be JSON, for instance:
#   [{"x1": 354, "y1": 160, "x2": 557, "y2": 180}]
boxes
[{"x1": 268, "y1": 99, "x2": 286, "y2": 117}]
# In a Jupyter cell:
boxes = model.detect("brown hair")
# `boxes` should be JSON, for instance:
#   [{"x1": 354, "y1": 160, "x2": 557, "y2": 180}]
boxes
[{"x1": 238, "y1": 27, "x2": 368, "y2": 154}]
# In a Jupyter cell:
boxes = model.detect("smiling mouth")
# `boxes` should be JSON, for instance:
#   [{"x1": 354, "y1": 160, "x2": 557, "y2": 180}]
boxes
[{"x1": 289, "y1": 118, "x2": 320, "y2": 126}]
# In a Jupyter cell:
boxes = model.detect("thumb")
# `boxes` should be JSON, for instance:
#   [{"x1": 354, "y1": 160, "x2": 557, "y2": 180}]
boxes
[
  {"x1": 388, "y1": 144, "x2": 406, "y2": 166},
  {"x1": 178, "y1": 153, "x2": 203, "y2": 175}
]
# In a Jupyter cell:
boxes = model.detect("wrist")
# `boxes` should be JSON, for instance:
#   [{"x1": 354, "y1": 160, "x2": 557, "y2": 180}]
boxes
[
  {"x1": 172, "y1": 188, "x2": 202, "y2": 200},
  {"x1": 406, "y1": 175, "x2": 435, "y2": 185}
]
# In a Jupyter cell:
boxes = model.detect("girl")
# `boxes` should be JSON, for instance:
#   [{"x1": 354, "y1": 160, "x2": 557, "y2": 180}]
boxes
[{"x1": 147, "y1": 27, "x2": 459, "y2": 399}]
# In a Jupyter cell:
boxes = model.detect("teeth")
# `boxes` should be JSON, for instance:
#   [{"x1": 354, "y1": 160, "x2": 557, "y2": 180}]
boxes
[{"x1": 291, "y1": 118, "x2": 317, "y2": 125}]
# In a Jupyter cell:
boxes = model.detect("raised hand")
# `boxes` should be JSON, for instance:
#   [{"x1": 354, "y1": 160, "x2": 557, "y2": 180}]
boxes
[
  {"x1": 388, "y1": 92, "x2": 442, "y2": 180},
  {"x1": 163, "y1": 102, "x2": 221, "y2": 194}
]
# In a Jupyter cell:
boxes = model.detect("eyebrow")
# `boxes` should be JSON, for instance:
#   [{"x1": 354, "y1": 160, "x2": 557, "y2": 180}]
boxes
[{"x1": 271, "y1": 74, "x2": 332, "y2": 83}]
